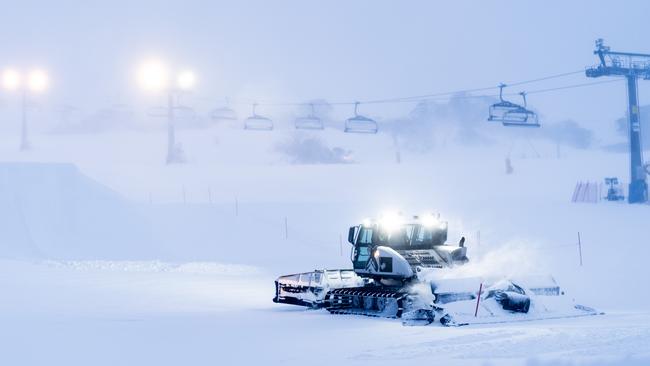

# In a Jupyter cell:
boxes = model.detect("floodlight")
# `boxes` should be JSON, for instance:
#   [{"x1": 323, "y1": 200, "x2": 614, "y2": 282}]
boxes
[
  {"x1": 137, "y1": 59, "x2": 169, "y2": 91},
  {"x1": 177, "y1": 70, "x2": 196, "y2": 90},
  {"x1": 2, "y1": 69, "x2": 21, "y2": 90},
  {"x1": 27, "y1": 69, "x2": 48, "y2": 92}
]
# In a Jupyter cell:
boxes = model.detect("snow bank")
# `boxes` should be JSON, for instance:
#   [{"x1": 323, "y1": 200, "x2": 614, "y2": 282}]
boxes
[
  {"x1": 0, "y1": 162, "x2": 155, "y2": 259},
  {"x1": 526, "y1": 357, "x2": 650, "y2": 366},
  {"x1": 41, "y1": 260, "x2": 261, "y2": 275}
]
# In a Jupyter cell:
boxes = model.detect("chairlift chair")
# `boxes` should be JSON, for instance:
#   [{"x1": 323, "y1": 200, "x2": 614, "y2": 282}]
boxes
[
  {"x1": 210, "y1": 98, "x2": 237, "y2": 121},
  {"x1": 500, "y1": 92, "x2": 540, "y2": 128},
  {"x1": 488, "y1": 84, "x2": 540, "y2": 128},
  {"x1": 147, "y1": 106, "x2": 168, "y2": 118},
  {"x1": 173, "y1": 105, "x2": 197, "y2": 121},
  {"x1": 488, "y1": 84, "x2": 522, "y2": 122},
  {"x1": 344, "y1": 102, "x2": 378, "y2": 134},
  {"x1": 110, "y1": 103, "x2": 134, "y2": 117},
  {"x1": 55, "y1": 104, "x2": 80, "y2": 125},
  {"x1": 244, "y1": 103, "x2": 274, "y2": 131},
  {"x1": 211, "y1": 107, "x2": 237, "y2": 121},
  {"x1": 294, "y1": 103, "x2": 323, "y2": 130}
]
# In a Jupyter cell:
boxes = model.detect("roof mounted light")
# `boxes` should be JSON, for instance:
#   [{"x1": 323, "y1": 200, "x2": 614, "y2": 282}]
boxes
[{"x1": 379, "y1": 211, "x2": 404, "y2": 232}]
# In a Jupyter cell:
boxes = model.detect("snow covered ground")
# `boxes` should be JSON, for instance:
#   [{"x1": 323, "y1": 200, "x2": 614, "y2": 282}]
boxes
[
  {"x1": 0, "y1": 124, "x2": 648, "y2": 365},
  {"x1": 0, "y1": 259, "x2": 648, "y2": 366}
]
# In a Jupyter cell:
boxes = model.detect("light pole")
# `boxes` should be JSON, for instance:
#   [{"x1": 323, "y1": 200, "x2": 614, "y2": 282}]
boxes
[
  {"x1": 137, "y1": 60, "x2": 195, "y2": 164},
  {"x1": 1, "y1": 68, "x2": 48, "y2": 151}
]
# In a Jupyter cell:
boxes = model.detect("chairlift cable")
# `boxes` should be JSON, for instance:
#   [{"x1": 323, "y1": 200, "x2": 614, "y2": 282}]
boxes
[
  {"x1": 191, "y1": 70, "x2": 618, "y2": 107},
  {"x1": 356, "y1": 70, "x2": 585, "y2": 104},
  {"x1": 524, "y1": 79, "x2": 623, "y2": 95},
  {"x1": 507, "y1": 70, "x2": 584, "y2": 87},
  {"x1": 365, "y1": 79, "x2": 621, "y2": 103}
]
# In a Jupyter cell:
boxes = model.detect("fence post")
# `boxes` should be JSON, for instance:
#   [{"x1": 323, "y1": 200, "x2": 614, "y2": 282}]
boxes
[
  {"x1": 474, "y1": 283, "x2": 483, "y2": 317},
  {"x1": 284, "y1": 217, "x2": 288, "y2": 240},
  {"x1": 577, "y1": 232, "x2": 583, "y2": 266}
]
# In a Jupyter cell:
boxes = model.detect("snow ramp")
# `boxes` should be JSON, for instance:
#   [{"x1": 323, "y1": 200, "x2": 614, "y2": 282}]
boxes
[{"x1": 0, "y1": 162, "x2": 155, "y2": 259}]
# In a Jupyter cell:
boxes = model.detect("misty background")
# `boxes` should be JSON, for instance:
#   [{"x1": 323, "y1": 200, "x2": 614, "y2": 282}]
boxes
[
  {"x1": 0, "y1": 4, "x2": 649, "y2": 365},
  {"x1": 0, "y1": 0, "x2": 649, "y2": 152}
]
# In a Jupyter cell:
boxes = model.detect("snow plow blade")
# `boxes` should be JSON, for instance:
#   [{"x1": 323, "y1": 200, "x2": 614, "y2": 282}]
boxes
[
  {"x1": 402, "y1": 309, "x2": 435, "y2": 326},
  {"x1": 430, "y1": 275, "x2": 602, "y2": 326},
  {"x1": 273, "y1": 269, "x2": 364, "y2": 308}
]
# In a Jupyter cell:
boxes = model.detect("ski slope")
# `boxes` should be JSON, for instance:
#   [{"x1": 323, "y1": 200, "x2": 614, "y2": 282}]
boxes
[
  {"x1": 0, "y1": 259, "x2": 648, "y2": 366},
  {"x1": 0, "y1": 123, "x2": 648, "y2": 365}
]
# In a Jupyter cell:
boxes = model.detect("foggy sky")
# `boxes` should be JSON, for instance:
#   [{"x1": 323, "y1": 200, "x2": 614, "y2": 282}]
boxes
[{"x1": 1, "y1": 0, "x2": 649, "y2": 139}]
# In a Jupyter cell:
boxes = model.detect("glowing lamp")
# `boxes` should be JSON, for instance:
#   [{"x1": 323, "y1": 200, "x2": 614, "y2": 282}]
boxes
[
  {"x1": 137, "y1": 59, "x2": 169, "y2": 92},
  {"x1": 27, "y1": 69, "x2": 48, "y2": 92},
  {"x1": 2, "y1": 69, "x2": 21, "y2": 90},
  {"x1": 177, "y1": 70, "x2": 196, "y2": 90}
]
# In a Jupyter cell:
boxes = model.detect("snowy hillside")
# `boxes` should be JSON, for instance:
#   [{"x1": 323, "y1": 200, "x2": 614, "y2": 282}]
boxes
[
  {"x1": 4, "y1": 1, "x2": 650, "y2": 364},
  {"x1": 0, "y1": 122, "x2": 648, "y2": 365}
]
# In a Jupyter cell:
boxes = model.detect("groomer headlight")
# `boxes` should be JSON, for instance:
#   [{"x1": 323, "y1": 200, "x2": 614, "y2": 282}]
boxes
[
  {"x1": 379, "y1": 212, "x2": 403, "y2": 232},
  {"x1": 421, "y1": 214, "x2": 439, "y2": 227}
]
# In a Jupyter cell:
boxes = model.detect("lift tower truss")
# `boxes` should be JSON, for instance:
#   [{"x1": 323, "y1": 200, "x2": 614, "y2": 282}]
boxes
[{"x1": 586, "y1": 39, "x2": 650, "y2": 203}]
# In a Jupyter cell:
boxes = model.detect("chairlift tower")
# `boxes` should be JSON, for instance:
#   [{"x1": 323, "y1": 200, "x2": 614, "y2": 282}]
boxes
[
  {"x1": 586, "y1": 39, "x2": 650, "y2": 203},
  {"x1": 166, "y1": 92, "x2": 177, "y2": 164}
]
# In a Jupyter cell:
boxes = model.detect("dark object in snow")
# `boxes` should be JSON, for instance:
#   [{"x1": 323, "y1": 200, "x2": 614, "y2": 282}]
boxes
[
  {"x1": 505, "y1": 157, "x2": 514, "y2": 175},
  {"x1": 486, "y1": 282, "x2": 531, "y2": 313},
  {"x1": 276, "y1": 136, "x2": 351, "y2": 164},
  {"x1": 402, "y1": 309, "x2": 435, "y2": 326},
  {"x1": 439, "y1": 313, "x2": 468, "y2": 327},
  {"x1": 493, "y1": 291, "x2": 531, "y2": 313},
  {"x1": 604, "y1": 177, "x2": 625, "y2": 201}
]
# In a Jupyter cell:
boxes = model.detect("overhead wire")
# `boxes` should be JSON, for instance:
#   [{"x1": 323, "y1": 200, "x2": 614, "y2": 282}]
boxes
[
  {"x1": 506, "y1": 70, "x2": 585, "y2": 87},
  {"x1": 358, "y1": 70, "x2": 588, "y2": 104},
  {"x1": 524, "y1": 78, "x2": 622, "y2": 95},
  {"x1": 194, "y1": 69, "x2": 620, "y2": 108}
]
